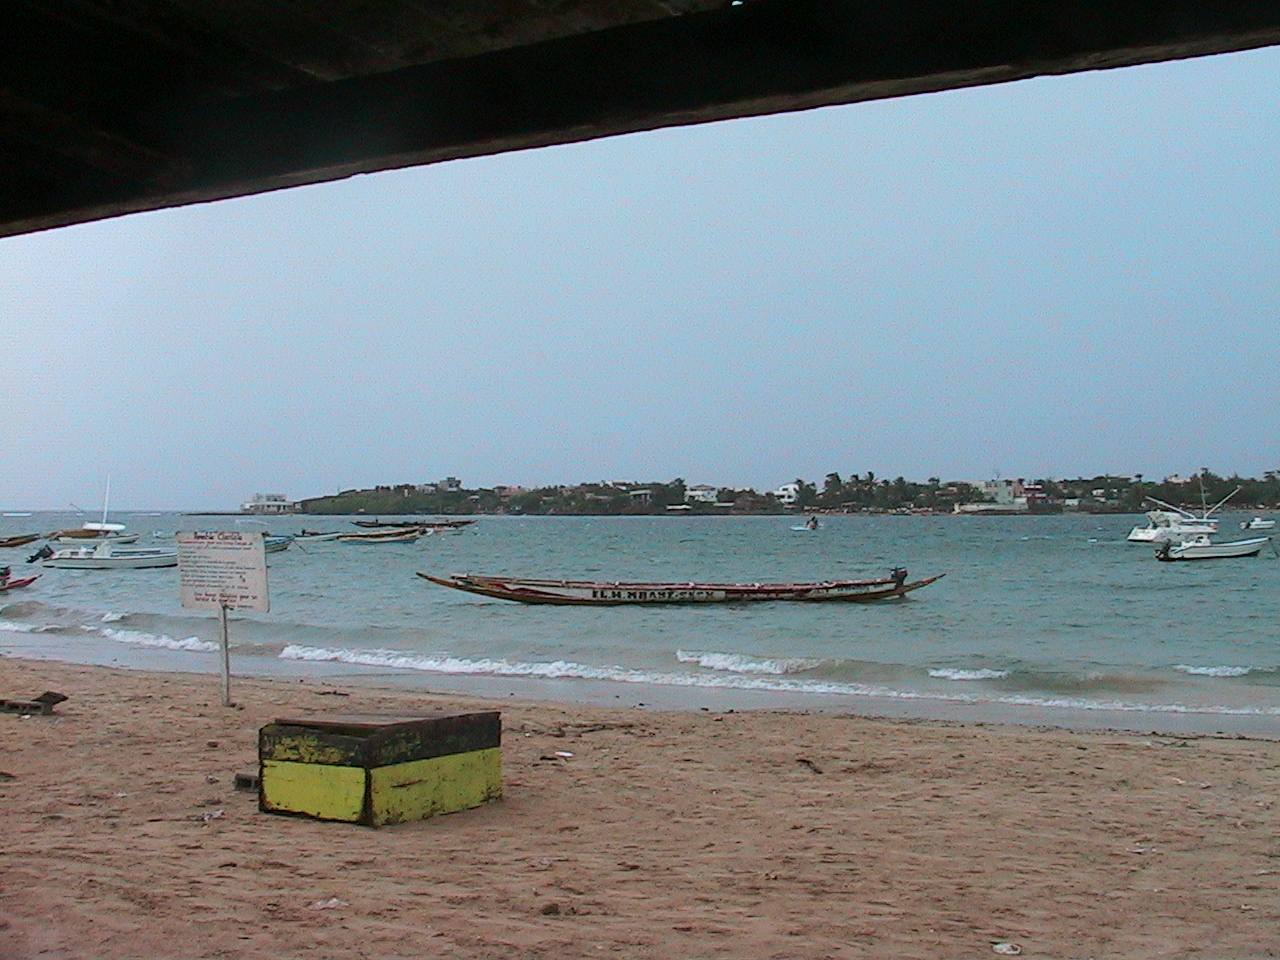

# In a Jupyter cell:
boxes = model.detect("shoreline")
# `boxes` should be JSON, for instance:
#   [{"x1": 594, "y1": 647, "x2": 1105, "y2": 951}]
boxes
[
  {"x1": 7, "y1": 643, "x2": 1278, "y2": 740},
  {"x1": 2, "y1": 655, "x2": 1277, "y2": 960}
]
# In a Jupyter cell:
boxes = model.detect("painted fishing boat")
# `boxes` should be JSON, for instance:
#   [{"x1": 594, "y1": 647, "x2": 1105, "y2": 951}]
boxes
[
  {"x1": 338, "y1": 529, "x2": 421, "y2": 544},
  {"x1": 0, "y1": 573, "x2": 40, "y2": 591},
  {"x1": 418, "y1": 568, "x2": 944, "y2": 605},
  {"x1": 352, "y1": 518, "x2": 475, "y2": 530},
  {"x1": 0, "y1": 533, "x2": 40, "y2": 549},
  {"x1": 264, "y1": 536, "x2": 294, "y2": 553},
  {"x1": 293, "y1": 529, "x2": 341, "y2": 542},
  {"x1": 1155, "y1": 535, "x2": 1270, "y2": 561}
]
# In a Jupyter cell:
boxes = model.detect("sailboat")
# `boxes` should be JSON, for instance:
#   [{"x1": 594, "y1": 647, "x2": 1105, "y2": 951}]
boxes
[{"x1": 48, "y1": 478, "x2": 138, "y2": 545}]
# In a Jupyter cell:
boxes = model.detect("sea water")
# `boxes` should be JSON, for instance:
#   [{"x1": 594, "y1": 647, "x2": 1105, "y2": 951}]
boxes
[{"x1": 2, "y1": 511, "x2": 1276, "y2": 734}]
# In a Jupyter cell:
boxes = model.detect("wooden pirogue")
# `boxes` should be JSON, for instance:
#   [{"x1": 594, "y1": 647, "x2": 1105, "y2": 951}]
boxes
[{"x1": 418, "y1": 568, "x2": 944, "y2": 605}]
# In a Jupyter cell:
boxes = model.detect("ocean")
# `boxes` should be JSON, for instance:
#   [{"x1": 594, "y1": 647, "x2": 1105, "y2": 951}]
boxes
[{"x1": 2, "y1": 511, "x2": 1277, "y2": 735}]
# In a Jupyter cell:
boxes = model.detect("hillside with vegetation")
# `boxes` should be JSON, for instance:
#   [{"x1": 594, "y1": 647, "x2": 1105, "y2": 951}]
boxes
[{"x1": 292, "y1": 469, "x2": 1280, "y2": 517}]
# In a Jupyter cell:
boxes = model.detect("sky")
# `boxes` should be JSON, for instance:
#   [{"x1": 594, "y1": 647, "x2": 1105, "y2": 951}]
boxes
[{"x1": 3, "y1": 47, "x2": 1279, "y2": 511}]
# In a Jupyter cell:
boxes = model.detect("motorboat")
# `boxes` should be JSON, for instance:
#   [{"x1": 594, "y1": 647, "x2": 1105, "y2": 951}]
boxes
[
  {"x1": 1126, "y1": 488, "x2": 1239, "y2": 543},
  {"x1": 1155, "y1": 535, "x2": 1270, "y2": 562},
  {"x1": 1240, "y1": 517, "x2": 1276, "y2": 530},
  {"x1": 1127, "y1": 511, "x2": 1217, "y2": 543},
  {"x1": 36, "y1": 541, "x2": 179, "y2": 569},
  {"x1": 418, "y1": 568, "x2": 944, "y2": 604}
]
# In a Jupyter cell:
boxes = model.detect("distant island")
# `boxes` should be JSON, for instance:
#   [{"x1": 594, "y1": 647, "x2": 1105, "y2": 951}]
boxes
[{"x1": 243, "y1": 469, "x2": 1280, "y2": 517}]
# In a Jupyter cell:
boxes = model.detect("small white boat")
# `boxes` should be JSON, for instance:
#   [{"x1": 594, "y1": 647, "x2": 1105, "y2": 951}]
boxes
[
  {"x1": 1240, "y1": 517, "x2": 1276, "y2": 530},
  {"x1": 1155, "y1": 535, "x2": 1270, "y2": 562},
  {"x1": 264, "y1": 536, "x2": 294, "y2": 553},
  {"x1": 37, "y1": 541, "x2": 179, "y2": 569},
  {"x1": 293, "y1": 530, "x2": 341, "y2": 542}
]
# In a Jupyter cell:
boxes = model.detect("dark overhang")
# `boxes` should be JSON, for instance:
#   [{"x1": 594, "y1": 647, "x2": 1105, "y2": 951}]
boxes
[{"x1": 4, "y1": 0, "x2": 1279, "y2": 239}]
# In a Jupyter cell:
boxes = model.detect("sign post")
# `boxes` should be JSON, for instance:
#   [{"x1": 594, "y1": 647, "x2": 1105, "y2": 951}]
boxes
[{"x1": 177, "y1": 531, "x2": 269, "y2": 706}]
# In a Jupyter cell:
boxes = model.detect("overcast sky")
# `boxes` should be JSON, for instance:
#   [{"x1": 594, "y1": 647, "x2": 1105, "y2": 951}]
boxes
[{"x1": 3, "y1": 47, "x2": 1278, "y2": 511}]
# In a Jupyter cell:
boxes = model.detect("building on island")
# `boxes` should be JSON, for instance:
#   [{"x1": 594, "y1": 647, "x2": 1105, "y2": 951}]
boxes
[
  {"x1": 774, "y1": 482, "x2": 802, "y2": 506},
  {"x1": 684, "y1": 484, "x2": 719, "y2": 504},
  {"x1": 241, "y1": 493, "x2": 294, "y2": 514},
  {"x1": 953, "y1": 478, "x2": 1052, "y2": 515}
]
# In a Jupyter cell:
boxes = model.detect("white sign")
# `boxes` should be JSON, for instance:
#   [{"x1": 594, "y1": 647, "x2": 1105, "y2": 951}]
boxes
[{"x1": 177, "y1": 530, "x2": 269, "y2": 612}]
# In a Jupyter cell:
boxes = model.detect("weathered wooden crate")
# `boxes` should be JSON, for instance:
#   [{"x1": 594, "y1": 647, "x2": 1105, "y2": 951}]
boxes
[{"x1": 259, "y1": 712, "x2": 501, "y2": 826}]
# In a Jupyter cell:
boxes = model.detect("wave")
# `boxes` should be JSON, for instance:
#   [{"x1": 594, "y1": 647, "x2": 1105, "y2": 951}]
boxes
[
  {"x1": 929, "y1": 668, "x2": 1010, "y2": 681},
  {"x1": 276, "y1": 644, "x2": 1280, "y2": 717},
  {"x1": 675, "y1": 649, "x2": 825, "y2": 675},
  {"x1": 0, "y1": 619, "x2": 58, "y2": 634},
  {"x1": 282, "y1": 645, "x2": 655, "y2": 682},
  {"x1": 1173, "y1": 664, "x2": 1253, "y2": 678},
  {"x1": 101, "y1": 627, "x2": 218, "y2": 653}
]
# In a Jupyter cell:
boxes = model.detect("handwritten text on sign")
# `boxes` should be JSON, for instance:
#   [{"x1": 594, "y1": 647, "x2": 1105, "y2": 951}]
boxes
[{"x1": 177, "y1": 531, "x2": 269, "y2": 612}]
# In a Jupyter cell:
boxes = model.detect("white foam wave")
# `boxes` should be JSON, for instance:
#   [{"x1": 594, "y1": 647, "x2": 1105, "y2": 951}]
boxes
[
  {"x1": 676, "y1": 650, "x2": 824, "y2": 675},
  {"x1": 929, "y1": 668, "x2": 1010, "y2": 681},
  {"x1": 100, "y1": 611, "x2": 126, "y2": 623},
  {"x1": 274, "y1": 645, "x2": 1280, "y2": 718},
  {"x1": 101, "y1": 627, "x2": 218, "y2": 653},
  {"x1": 0, "y1": 620, "x2": 53, "y2": 634},
  {"x1": 280, "y1": 645, "x2": 625, "y2": 681},
  {"x1": 1173, "y1": 664, "x2": 1252, "y2": 678}
]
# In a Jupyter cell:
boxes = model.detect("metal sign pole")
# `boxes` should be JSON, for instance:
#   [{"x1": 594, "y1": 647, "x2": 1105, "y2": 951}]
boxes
[{"x1": 220, "y1": 603, "x2": 232, "y2": 707}]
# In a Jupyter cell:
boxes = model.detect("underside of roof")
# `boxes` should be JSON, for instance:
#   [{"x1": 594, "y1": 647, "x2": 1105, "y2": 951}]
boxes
[{"x1": 3, "y1": 0, "x2": 1279, "y2": 238}]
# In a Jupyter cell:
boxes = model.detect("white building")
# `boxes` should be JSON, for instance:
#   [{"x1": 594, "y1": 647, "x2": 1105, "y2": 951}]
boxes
[
  {"x1": 241, "y1": 493, "x2": 293, "y2": 514},
  {"x1": 685, "y1": 484, "x2": 719, "y2": 504},
  {"x1": 774, "y1": 482, "x2": 801, "y2": 505}
]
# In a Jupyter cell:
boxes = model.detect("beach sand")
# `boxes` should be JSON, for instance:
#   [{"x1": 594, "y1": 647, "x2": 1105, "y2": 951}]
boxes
[{"x1": 1, "y1": 657, "x2": 1276, "y2": 960}]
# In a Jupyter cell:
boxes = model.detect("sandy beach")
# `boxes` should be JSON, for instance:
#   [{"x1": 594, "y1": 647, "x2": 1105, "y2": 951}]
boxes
[{"x1": 1, "y1": 656, "x2": 1277, "y2": 960}]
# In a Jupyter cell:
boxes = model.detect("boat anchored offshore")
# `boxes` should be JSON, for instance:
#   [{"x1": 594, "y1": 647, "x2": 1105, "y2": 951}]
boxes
[
  {"x1": 418, "y1": 568, "x2": 944, "y2": 605},
  {"x1": 1126, "y1": 488, "x2": 1239, "y2": 543},
  {"x1": 1155, "y1": 535, "x2": 1271, "y2": 562},
  {"x1": 338, "y1": 528, "x2": 421, "y2": 544},
  {"x1": 1241, "y1": 517, "x2": 1276, "y2": 531},
  {"x1": 34, "y1": 541, "x2": 179, "y2": 569},
  {"x1": 0, "y1": 568, "x2": 39, "y2": 591}
]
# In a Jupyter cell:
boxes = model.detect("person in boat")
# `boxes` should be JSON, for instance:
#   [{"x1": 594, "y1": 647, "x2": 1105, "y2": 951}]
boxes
[
  {"x1": 0, "y1": 565, "x2": 9, "y2": 586},
  {"x1": 805, "y1": 515, "x2": 819, "y2": 530}
]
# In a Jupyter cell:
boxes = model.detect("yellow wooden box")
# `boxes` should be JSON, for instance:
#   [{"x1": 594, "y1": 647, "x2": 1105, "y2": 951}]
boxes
[{"x1": 259, "y1": 712, "x2": 502, "y2": 826}]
